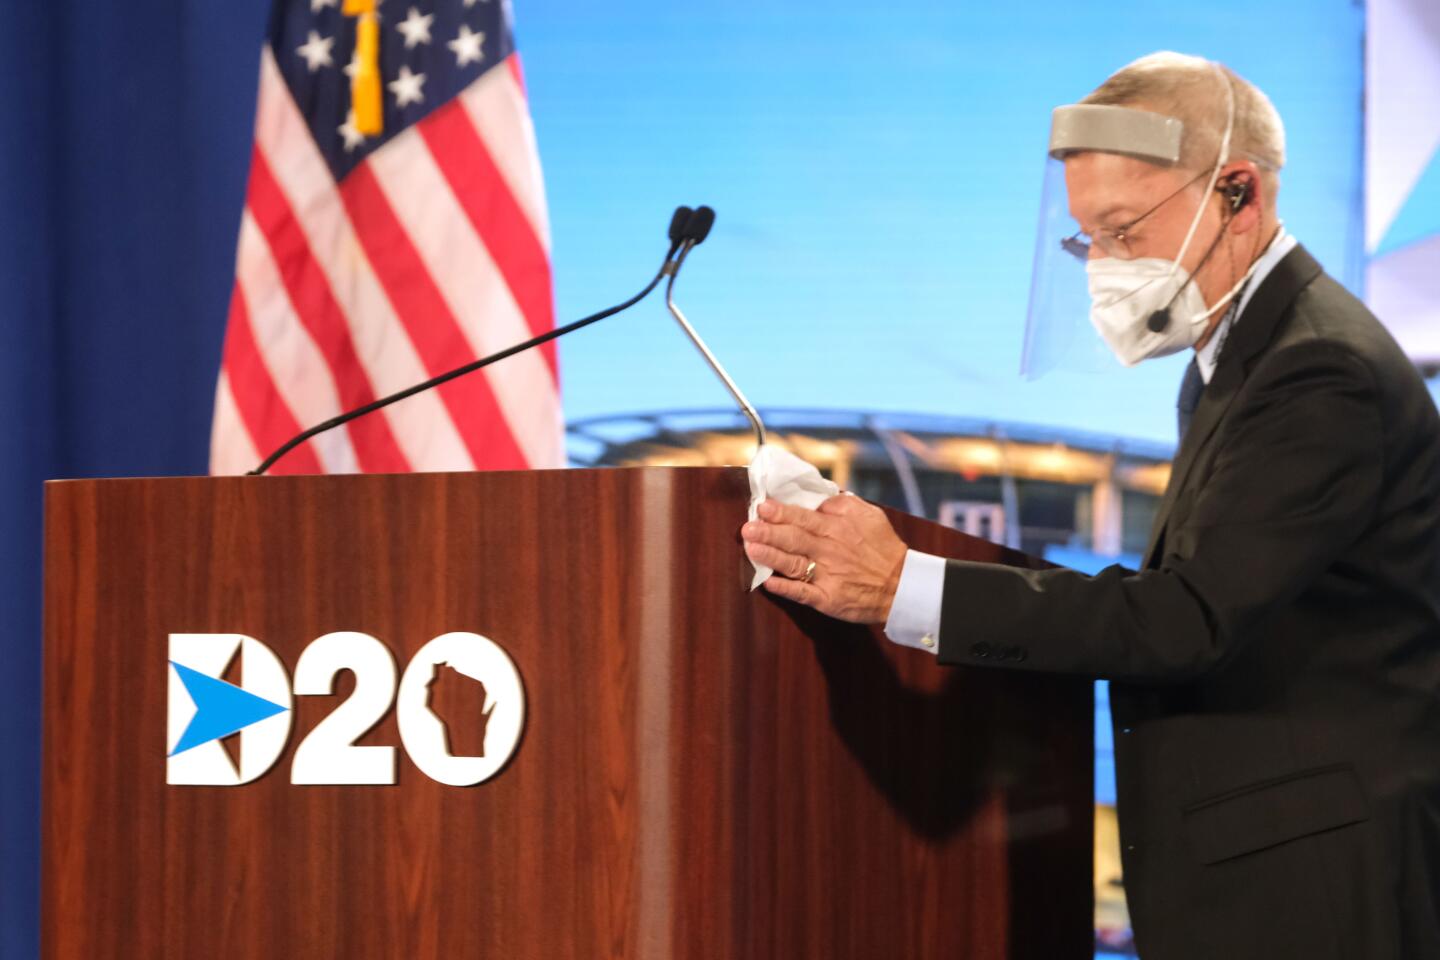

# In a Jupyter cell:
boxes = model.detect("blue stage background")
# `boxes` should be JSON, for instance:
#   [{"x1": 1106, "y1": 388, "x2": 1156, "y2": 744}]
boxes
[
  {"x1": 0, "y1": 3, "x2": 270, "y2": 954},
  {"x1": 0, "y1": 2, "x2": 1372, "y2": 955}
]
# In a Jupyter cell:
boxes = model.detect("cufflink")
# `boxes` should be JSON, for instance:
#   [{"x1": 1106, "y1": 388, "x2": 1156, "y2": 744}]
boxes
[{"x1": 920, "y1": 634, "x2": 935, "y2": 649}]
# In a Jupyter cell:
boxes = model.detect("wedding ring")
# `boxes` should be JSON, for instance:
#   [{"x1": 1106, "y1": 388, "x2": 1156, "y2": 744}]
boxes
[{"x1": 801, "y1": 560, "x2": 817, "y2": 583}]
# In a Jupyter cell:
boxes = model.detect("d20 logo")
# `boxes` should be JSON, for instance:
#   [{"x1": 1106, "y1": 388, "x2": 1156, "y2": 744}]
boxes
[
  {"x1": 166, "y1": 634, "x2": 293, "y2": 785},
  {"x1": 165, "y1": 631, "x2": 524, "y2": 787}
]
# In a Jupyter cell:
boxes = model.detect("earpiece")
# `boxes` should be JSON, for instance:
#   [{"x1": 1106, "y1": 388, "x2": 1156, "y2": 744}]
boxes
[{"x1": 1219, "y1": 176, "x2": 1251, "y2": 213}]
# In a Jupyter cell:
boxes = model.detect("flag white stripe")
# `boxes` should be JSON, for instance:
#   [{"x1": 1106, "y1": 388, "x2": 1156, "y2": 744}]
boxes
[
  {"x1": 210, "y1": 371, "x2": 264, "y2": 476},
  {"x1": 459, "y1": 61, "x2": 553, "y2": 253},
  {"x1": 235, "y1": 211, "x2": 361, "y2": 474},
  {"x1": 367, "y1": 122, "x2": 565, "y2": 469},
  {"x1": 252, "y1": 50, "x2": 476, "y2": 472}
]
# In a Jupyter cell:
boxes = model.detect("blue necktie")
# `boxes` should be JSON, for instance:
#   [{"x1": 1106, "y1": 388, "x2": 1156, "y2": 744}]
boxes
[{"x1": 1177, "y1": 358, "x2": 1204, "y2": 442}]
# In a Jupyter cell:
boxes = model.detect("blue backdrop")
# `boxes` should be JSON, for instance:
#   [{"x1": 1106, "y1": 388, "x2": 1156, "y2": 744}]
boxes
[
  {"x1": 0, "y1": 1, "x2": 1368, "y2": 955},
  {"x1": 0, "y1": 3, "x2": 268, "y2": 955}
]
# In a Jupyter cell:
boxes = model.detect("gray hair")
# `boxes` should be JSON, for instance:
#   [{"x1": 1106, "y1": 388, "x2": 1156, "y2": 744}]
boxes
[{"x1": 1081, "y1": 52, "x2": 1285, "y2": 205}]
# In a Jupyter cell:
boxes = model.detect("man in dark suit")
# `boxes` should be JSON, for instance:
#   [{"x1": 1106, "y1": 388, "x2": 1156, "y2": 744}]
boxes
[{"x1": 740, "y1": 52, "x2": 1440, "y2": 960}]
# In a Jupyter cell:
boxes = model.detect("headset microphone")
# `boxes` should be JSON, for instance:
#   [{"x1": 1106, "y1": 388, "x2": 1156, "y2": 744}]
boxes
[{"x1": 1145, "y1": 177, "x2": 1250, "y2": 334}]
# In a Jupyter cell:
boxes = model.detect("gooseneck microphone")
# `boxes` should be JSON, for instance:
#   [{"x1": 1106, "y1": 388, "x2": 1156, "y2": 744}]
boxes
[
  {"x1": 249, "y1": 206, "x2": 696, "y2": 476},
  {"x1": 662, "y1": 205, "x2": 767, "y2": 449}
]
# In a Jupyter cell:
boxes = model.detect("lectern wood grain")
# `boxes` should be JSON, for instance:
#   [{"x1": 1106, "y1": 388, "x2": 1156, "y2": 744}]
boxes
[{"x1": 43, "y1": 467, "x2": 1091, "y2": 959}]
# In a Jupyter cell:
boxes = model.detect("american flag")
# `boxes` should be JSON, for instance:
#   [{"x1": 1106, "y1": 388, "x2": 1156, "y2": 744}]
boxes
[{"x1": 210, "y1": 0, "x2": 563, "y2": 475}]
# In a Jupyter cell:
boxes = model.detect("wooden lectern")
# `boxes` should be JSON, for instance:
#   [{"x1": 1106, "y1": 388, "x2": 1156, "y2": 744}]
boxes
[{"x1": 43, "y1": 467, "x2": 1092, "y2": 959}]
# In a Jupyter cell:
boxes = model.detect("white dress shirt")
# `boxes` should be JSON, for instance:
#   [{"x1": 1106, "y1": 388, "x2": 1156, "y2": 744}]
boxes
[{"x1": 883, "y1": 227, "x2": 1298, "y2": 655}]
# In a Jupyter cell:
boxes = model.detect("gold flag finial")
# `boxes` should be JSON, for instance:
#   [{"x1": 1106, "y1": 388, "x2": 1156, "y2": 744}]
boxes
[{"x1": 344, "y1": 0, "x2": 382, "y2": 136}]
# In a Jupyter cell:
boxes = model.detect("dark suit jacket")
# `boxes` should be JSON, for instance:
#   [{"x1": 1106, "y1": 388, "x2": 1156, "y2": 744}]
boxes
[{"x1": 938, "y1": 246, "x2": 1440, "y2": 960}]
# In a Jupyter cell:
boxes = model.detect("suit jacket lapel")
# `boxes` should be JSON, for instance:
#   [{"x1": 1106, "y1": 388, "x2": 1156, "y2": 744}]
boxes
[{"x1": 1142, "y1": 245, "x2": 1324, "y2": 568}]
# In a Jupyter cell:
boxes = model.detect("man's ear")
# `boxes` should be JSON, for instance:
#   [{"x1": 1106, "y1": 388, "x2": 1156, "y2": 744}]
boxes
[{"x1": 1219, "y1": 161, "x2": 1263, "y2": 235}]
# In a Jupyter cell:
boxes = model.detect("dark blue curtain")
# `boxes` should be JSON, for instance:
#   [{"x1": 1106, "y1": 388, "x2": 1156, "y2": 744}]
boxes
[{"x1": 0, "y1": 3, "x2": 268, "y2": 955}]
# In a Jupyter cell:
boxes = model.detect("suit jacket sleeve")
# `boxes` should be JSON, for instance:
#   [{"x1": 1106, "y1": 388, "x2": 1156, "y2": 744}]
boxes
[{"x1": 937, "y1": 341, "x2": 1382, "y2": 682}]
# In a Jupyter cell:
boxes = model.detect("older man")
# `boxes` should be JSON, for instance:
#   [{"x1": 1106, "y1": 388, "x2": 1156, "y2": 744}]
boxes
[{"x1": 741, "y1": 53, "x2": 1440, "y2": 960}]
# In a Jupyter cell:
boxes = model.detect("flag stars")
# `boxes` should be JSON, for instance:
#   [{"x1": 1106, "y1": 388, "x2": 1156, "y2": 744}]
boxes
[
  {"x1": 448, "y1": 25, "x2": 485, "y2": 67},
  {"x1": 310, "y1": 0, "x2": 338, "y2": 11},
  {"x1": 462, "y1": 0, "x2": 490, "y2": 7},
  {"x1": 338, "y1": 110, "x2": 366, "y2": 152},
  {"x1": 296, "y1": 30, "x2": 335, "y2": 72},
  {"x1": 395, "y1": 7, "x2": 434, "y2": 48},
  {"x1": 388, "y1": 64, "x2": 426, "y2": 107}
]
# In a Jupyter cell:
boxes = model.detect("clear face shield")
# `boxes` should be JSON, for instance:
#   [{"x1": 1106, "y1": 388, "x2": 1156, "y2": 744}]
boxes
[{"x1": 1020, "y1": 104, "x2": 1189, "y2": 379}]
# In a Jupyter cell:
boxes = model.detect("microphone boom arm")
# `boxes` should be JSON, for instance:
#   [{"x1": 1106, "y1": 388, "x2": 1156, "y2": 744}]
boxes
[
  {"x1": 248, "y1": 245, "x2": 679, "y2": 476},
  {"x1": 664, "y1": 240, "x2": 767, "y2": 450}
]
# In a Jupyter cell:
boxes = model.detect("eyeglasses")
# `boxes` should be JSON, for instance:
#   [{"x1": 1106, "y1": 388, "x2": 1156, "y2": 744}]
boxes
[{"x1": 1060, "y1": 170, "x2": 1210, "y2": 262}]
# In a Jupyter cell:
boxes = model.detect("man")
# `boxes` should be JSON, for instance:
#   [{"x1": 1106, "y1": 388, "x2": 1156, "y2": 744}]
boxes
[{"x1": 741, "y1": 52, "x2": 1440, "y2": 960}]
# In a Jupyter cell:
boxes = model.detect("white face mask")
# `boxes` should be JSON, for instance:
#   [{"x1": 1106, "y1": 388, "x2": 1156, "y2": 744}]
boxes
[
  {"x1": 1086, "y1": 246, "x2": 1263, "y2": 367},
  {"x1": 1086, "y1": 257, "x2": 1214, "y2": 366}
]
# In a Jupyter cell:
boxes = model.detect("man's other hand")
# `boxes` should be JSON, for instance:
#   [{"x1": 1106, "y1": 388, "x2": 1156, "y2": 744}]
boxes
[{"x1": 741, "y1": 495, "x2": 908, "y2": 624}]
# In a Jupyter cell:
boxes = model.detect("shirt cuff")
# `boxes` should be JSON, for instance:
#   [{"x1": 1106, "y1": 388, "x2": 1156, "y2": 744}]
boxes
[{"x1": 883, "y1": 549, "x2": 945, "y2": 655}]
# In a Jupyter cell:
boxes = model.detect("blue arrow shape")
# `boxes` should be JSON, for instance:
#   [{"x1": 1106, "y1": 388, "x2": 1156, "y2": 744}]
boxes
[{"x1": 168, "y1": 660, "x2": 288, "y2": 757}]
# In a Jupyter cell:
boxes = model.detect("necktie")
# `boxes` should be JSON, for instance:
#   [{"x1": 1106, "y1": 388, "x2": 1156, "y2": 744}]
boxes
[{"x1": 1177, "y1": 358, "x2": 1204, "y2": 443}]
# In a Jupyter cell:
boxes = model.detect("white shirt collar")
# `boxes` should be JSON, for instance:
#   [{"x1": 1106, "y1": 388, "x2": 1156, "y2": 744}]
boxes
[{"x1": 1194, "y1": 225, "x2": 1298, "y2": 383}]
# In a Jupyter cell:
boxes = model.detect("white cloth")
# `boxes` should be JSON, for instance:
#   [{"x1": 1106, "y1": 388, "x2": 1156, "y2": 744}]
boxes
[
  {"x1": 746, "y1": 445, "x2": 840, "y2": 591},
  {"x1": 887, "y1": 230, "x2": 1303, "y2": 656}
]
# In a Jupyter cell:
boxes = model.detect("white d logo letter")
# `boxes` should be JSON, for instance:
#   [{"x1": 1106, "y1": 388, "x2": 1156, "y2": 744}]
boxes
[{"x1": 166, "y1": 633, "x2": 293, "y2": 786}]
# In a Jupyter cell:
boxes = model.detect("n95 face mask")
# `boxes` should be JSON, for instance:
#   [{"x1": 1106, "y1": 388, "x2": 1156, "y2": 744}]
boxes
[
  {"x1": 1086, "y1": 257, "x2": 1212, "y2": 366},
  {"x1": 1085, "y1": 243, "x2": 1262, "y2": 367}
]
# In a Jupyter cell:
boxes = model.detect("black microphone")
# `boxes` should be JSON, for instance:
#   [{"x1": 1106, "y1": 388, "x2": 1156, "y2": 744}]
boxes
[
  {"x1": 683, "y1": 205, "x2": 715, "y2": 245},
  {"x1": 248, "y1": 206, "x2": 695, "y2": 476},
  {"x1": 669, "y1": 205, "x2": 693, "y2": 245},
  {"x1": 661, "y1": 206, "x2": 715, "y2": 277}
]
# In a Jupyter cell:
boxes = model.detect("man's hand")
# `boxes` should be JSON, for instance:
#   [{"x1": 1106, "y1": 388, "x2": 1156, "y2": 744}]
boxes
[{"x1": 741, "y1": 495, "x2": 908, "y2": 624}]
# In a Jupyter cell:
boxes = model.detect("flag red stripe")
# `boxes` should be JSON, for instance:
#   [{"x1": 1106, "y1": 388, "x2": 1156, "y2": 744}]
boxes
[
  {"x1": 338, "y1": 163, "x2": 531, "y2": 470},
  {"x1": 418, "y1": 99, "x2": 559, "y2": 381},
  {"x1": 507, "y1": 54, "x2": 527, "y2": 98},
  {"x1": 220, "y1": 284, "x2": 325, "y2": 475},
  {"x1": 245, "y1": 147, "x2": 412, "y2": 473}
]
